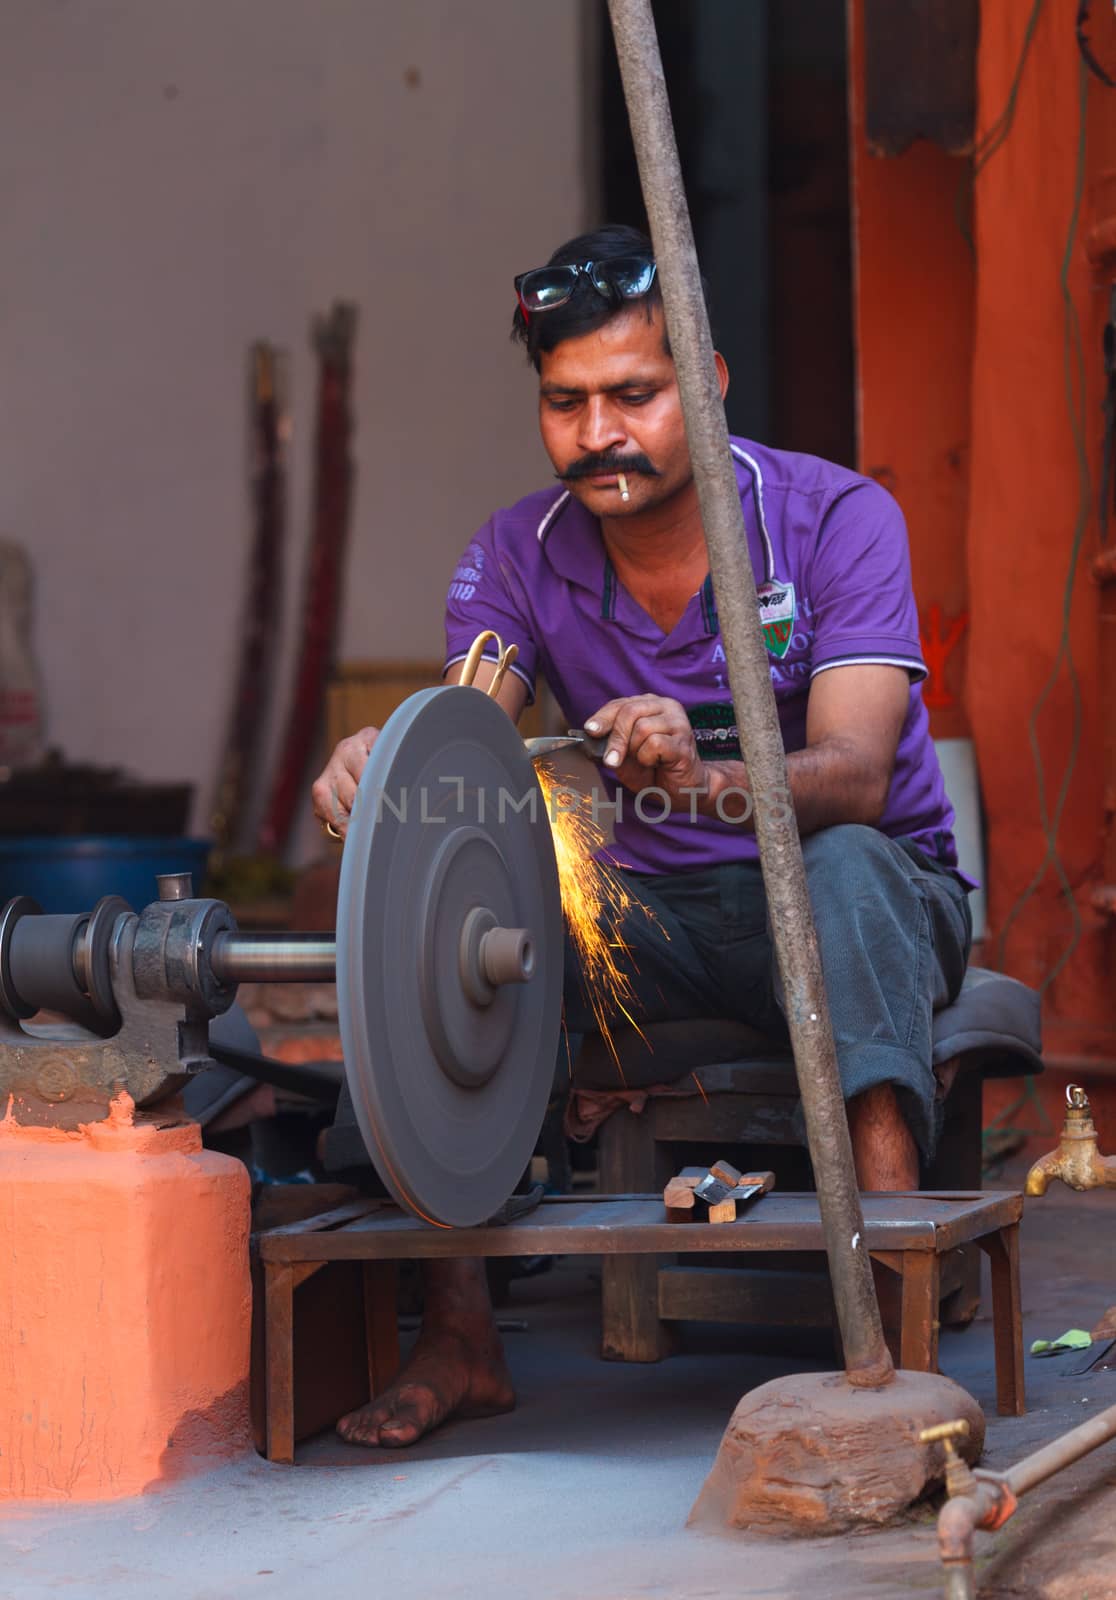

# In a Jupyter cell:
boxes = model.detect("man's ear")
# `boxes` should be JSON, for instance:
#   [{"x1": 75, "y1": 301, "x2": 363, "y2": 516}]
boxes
[{"x1": 714, "y1": 350, "x2": 730, "y2": 402}]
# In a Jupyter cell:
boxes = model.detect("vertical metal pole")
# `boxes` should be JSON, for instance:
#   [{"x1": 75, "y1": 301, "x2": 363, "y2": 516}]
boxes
[{"x1": 607, "y1": 0, "x2": 893, "y2": 1385}]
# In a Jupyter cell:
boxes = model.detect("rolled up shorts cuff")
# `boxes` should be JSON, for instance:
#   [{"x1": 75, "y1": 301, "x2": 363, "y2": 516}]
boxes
[{"x1": 796, "y1": 1040, "x2": 940, "y2": 1162}]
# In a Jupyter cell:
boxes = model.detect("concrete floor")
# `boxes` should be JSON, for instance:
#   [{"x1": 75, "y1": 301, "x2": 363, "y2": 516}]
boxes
[{"x1": 2, "y1": 1161, "x2": 1114, "y2": 1600}]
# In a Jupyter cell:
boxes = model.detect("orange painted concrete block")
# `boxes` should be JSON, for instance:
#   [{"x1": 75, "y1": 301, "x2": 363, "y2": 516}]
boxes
[{"x1": 0, "y1": 1095, "x2": 252, "y2": 1501}]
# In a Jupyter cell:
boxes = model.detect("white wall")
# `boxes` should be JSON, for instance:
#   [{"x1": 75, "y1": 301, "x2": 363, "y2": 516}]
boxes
[{"x1": 1, "y1": 0, "x2": 589, "y2": 851}]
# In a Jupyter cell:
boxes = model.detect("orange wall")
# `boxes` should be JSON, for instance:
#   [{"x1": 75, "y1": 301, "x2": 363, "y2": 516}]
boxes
[
  {"x1": 850, "y1": 0, "x2": 1116, "y2": 1065},
  {"x1": 966, "y1": 2, "x2": 1115, "y2": 1061},
  {"x1": 847, "y1": 2, "x2": 975, "y2": 740}
]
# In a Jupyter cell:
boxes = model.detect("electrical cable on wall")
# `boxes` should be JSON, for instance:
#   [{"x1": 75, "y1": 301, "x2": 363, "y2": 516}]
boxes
[
  {"x1": 972, "y1": 0, "x2": 1046, "y2": 175},
  {"x1": 1077, "y1": 0, "x2": 1116, "y2": 87},
  {"x1": 955, "y1": 0, "x2": 1045, "y2": 251}
]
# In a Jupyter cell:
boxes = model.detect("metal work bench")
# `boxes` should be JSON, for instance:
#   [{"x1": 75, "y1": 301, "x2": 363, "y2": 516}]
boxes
[{"x1": 256, "y1": 1189, "x2": 1024, "y2": 1463}]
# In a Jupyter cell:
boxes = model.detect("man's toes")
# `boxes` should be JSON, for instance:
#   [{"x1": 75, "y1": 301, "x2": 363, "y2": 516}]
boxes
[
  {"x1": 337, "y1": 1406, "x2": 387, "y2": 1446},
  {"x1": 376, "y1": 1387, "x2": 436, "y2": 1443},
  {"x1": 377, "y1": 1417, "x2": 422, "y2": 1447}
]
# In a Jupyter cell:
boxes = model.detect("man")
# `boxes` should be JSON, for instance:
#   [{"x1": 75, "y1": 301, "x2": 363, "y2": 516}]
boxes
[{"x1": 311, "y1": 224, "x2": 972, "y2": 1448}]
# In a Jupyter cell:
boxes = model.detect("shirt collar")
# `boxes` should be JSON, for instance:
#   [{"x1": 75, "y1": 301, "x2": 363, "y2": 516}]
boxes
[{"x1": 535, "y1": 453, "x2": 771, "y2": 626}]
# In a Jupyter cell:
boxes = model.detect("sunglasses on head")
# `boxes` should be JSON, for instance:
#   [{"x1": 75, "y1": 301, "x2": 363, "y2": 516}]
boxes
[{"x1": 514, "y1": 255, "x2": 658, "y2": 319}]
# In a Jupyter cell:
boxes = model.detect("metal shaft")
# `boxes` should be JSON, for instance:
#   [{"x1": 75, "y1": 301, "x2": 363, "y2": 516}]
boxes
[
  {"x1": 607, "y1": 0, "x2": 892, "y2": 1383},
  {"x1": 209, "y1": 931, "x2": 336, "y2": 984}
]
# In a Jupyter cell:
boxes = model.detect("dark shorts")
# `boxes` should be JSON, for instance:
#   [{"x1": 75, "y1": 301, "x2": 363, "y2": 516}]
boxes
[{"x1": 559, "y1": 823, "x2": 973, "y2": 1159}]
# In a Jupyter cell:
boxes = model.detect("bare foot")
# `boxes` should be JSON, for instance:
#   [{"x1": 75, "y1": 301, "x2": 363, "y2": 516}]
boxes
[{"x1": 336, "y1": 1324, "x2": 514, "y2": 1449}]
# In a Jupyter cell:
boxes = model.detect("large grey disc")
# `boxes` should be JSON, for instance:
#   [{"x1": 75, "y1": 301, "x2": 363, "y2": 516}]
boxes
[{"x1": 336, "y1": 686, "x2": 563, "y2": 1227}]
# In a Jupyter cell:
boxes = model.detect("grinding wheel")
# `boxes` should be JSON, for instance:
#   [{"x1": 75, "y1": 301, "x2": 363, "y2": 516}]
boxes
[{"x1": 336, "y1": 686, "x2": 563, "y2": 1227}]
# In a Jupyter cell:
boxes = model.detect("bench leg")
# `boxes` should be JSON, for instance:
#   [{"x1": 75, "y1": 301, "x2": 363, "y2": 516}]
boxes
[
  {"x1": 264, "y1": 1263, "x2": 297, "y2": 1464},
  {"x1": 598, "y1": 1110, "x2": 674, "y2": 1362},
  {"x1": 363, "y1": 1261, "x2": 400, "y2": 1397},
  {"x1": 263, "y1": 1261, "x2": 325, "y2": 1463},
  {"x1": 899, "y1": 1250, "x2": 940, "y2": 1373},
  {"x1": 980, "y1": 1223, "x2": 1026, "y2": 1416},
  {"x1": 872, "y1": 1249, "x2": 940, "y2": 1373},
  {"x1": 602, "y1": 1254, "x2": 674, "y2": 1362}
]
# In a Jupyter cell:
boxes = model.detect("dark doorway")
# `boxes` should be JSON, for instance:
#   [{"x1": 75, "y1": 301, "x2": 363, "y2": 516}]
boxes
[{"x1": 598, "y1": 0, "x2": 855, "y2": 467}]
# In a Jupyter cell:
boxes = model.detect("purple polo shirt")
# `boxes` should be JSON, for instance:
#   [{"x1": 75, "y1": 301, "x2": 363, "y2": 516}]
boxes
[{"x1": 444, "y1": 436, "x2": 959, "y2": 877}]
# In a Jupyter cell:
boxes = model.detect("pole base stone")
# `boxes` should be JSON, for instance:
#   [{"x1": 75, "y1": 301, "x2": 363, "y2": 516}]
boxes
[{"x1": 689, "y1": 1370, "x2": 985, "y2": 1535}]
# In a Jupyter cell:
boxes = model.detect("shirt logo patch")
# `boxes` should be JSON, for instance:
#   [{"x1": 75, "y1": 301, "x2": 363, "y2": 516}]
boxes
[
  {"x1": 687, "y1": 702, "x2": 741, "y2": 759},
  {"x1": 757, "y1": 580, "x2": 796, "y2": 661}
]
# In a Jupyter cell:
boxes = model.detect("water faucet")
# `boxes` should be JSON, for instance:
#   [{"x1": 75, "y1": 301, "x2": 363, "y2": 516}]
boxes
[{"x1": 1025, "y1": 1084, "x2": 1116, "y2": 1196}]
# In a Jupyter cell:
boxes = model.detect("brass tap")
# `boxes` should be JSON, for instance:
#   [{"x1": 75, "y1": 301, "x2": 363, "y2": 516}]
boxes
[
  {"x1": 920, "y1": 1419, "x2": 978, "y2": 1499},
  {"x1": 1025, "y1": 1085, "x2": 1116, "y2": 1196}
]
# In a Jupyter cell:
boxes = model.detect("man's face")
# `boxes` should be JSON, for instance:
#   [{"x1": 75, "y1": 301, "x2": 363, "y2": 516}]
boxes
[{"x1": 536, "y1": 302, "x2": 694, "y2": 518}]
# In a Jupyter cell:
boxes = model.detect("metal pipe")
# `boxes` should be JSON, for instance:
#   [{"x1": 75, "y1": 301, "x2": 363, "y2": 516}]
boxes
[
  {"x1": 606, "y1": 0, "x2": 892, "y2": 1384},
  {"x1": 209, "y1": 931, "x2": 336, "y2": 984},
  {"x1": 934, "y1": 1401, "x2": 1116, "y2": 1598},
  {"x1": 1004, "y1": 1399, "x2": 1116, "y2": 1495},
  {"x1": 937, "y1": 1485, "x2": 1005, "y2": 1600},
  {"x1": 943, "y1": 1568, "x2": 975, "y2": 1600}
]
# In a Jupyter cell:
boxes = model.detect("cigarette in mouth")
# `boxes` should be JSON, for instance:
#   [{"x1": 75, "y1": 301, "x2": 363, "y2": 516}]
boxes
[{"x1": 618, "y1": 473, "x2": 630, "y2": 502}]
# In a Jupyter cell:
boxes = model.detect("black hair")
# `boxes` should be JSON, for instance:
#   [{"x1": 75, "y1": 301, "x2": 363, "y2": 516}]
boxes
[
  {"x1": 511, "y1": 224, "x2": 666, "y2": 371},
  {"x1": 511, "y1": 223, "x2": 715, "y2": 369}
]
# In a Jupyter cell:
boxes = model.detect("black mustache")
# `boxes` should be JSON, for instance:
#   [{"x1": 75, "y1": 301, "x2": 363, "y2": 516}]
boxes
[{"x1": 557, "y1": 451, "x2": 660, "y2": 482}]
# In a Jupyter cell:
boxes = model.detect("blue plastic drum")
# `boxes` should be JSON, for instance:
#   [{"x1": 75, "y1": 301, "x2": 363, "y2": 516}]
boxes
[{"x1": 0, "y1": 837, "x2": 212, "y2": 914}]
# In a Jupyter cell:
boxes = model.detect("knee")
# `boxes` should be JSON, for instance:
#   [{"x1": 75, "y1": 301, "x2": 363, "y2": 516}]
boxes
[
  {"x1": 802, "y1": 824, "x2": 897, "y2": 889},
  {"x1": 800, "y1": 827, "x2": 918, "y2": 939}
]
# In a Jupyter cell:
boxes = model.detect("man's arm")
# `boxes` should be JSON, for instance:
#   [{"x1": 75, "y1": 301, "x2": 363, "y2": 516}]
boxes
[
  {"x1": 706, "y1": 664, "x2": 909, "y2": 831},
  {"x1": 587, "y1": 663, "x2": 909, "y2": 835},
  {"x1": 310, "y1": 663, "x2": 528, "y2": 838}
]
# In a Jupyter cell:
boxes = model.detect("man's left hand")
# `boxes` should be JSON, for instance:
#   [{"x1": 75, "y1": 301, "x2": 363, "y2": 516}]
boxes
[{"x1": 585, "y1": 695, "x2": 707, "y2": 809}]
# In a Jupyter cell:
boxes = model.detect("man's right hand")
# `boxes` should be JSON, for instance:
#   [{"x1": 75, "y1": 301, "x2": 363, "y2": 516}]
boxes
[
  {"x1": 311, "y1": 726, "x2": 379, "y2": 840},
  {"x1": 310, "y1": 659, "x2": 527, "y2": 840}
]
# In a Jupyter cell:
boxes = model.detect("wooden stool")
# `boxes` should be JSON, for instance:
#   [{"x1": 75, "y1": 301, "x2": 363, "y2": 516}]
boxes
[
  {"x1": 579, "y1": 968, "x2": 1042, "y2": 1364},
  {"x1": 255, "y1": 1201, "x2": 401, "y2": 1464},
  {"x1": 255, "y1": 1189, "x2": 1025, "y2": 1463}
]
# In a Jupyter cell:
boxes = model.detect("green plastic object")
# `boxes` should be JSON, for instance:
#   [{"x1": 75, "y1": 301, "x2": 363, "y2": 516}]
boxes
[{"x1": 1030, "y1": 1329, "x2": 1093, "y2": 1357}]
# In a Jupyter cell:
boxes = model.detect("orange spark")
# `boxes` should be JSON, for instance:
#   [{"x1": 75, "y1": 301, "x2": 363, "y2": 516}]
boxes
[{"x1": 536, "y1": 764, "x2": 654, "y2": 1081}]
